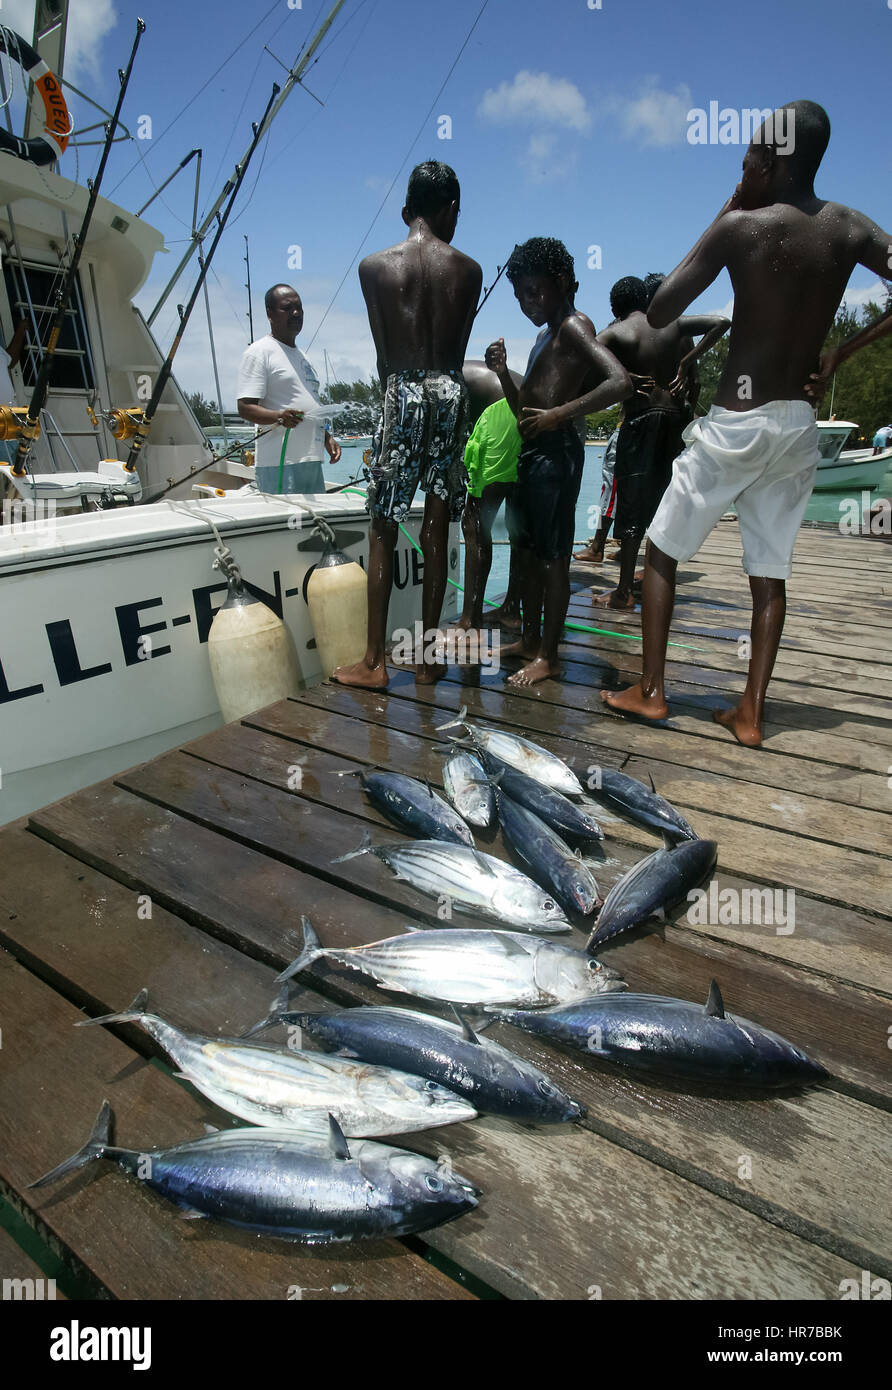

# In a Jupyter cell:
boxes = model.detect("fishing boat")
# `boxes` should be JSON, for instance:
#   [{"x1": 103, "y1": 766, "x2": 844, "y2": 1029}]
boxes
[
  {"x1": 813, "y1": 420, "x2": 892, "y2": 491},
  {"x1": 0, "y1": 4, "x2": 457, "y2": 824}
]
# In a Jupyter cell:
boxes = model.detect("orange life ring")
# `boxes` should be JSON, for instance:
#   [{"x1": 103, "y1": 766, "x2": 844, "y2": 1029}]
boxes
[{"x1": 0, "y1": 28, "x2": 70, "y2": 166}]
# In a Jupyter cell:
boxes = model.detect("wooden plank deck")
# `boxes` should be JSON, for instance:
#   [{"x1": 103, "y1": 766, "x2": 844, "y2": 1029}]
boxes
[{"x1": 0, "y1": 522, "x2": 889, "y2": 1300}]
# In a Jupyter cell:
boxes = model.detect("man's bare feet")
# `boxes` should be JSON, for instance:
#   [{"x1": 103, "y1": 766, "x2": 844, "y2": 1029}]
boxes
[
  {"x1": 331, "y1": 657, "x2": 389, "y2": 689},
  {"x1": 449, "y1": 614, "x2": 474, "y2": 632},
  {"x1": 601, "y1": 682, "x2": 668, "y2": 720},
  {"x1": 573, "y1": 544, "x2": 604, "y2": 564},
  {"x1": 415, "y1": 662, "x2": 448, "y2": 685},
  {"x1": 507, "y1": 656, "x2": 559, "y2": 686},
  {"x1": 593, "y1": 587, "x2": 636, "y2": 610},
  {"x1": 485, "y1": 604, "x2": 522, "y2": 631},
  {"x1": 712, "y1": 705, "x2": 763, "y2": 748},
  {"x1": 500, "y1": 637, "x2": 538, "y2": 661}
]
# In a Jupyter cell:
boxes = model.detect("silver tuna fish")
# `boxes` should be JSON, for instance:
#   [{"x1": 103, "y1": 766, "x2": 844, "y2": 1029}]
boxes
[
  {"x1": 31, "y1": 1105, "x2": 480, "y2": 1243},
  {"x1": 277, "y1": 916, "x2": 627, "y2": 1011},
  {"x1": 248, "y1": 1001, "x2": 585, "y2": 1124},
  {"x1": 75, "y1": 991, "x2": 476, "y2": 1137},
  {"x1": 333, "y1": 831, "x2": 571, "y2": 933},
  {"x1": 441, "y1": 749, "x2": 496, "y2": 829},
  {"x1": 349, "y1": 768, "x2": 474, "y2": 846},
  {"x1": 588, "y1": 839, "x2": 717, "y2": 948},
  {"x1": 437, "y1": 706, "x2": 582, "y2": 795},
  {"x1": 495, "y1": 790, "x2": 600, "y2": 919}
]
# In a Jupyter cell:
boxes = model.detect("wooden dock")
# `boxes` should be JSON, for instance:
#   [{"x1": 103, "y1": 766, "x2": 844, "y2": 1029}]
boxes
[{"x1": 1, "y1": 520, "x2": 889, "y2": 1300}]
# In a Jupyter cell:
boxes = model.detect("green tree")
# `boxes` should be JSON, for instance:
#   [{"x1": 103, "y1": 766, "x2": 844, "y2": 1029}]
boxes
[
  {"x1": 585, "y1": 405, "x2": 622, "y2": 438},
  {"x1": 818, "y1": 298, "x2": 892, "y2": 439},
  {"x1": 186, "y1": 390, "x2": 220, "y2": 428}
]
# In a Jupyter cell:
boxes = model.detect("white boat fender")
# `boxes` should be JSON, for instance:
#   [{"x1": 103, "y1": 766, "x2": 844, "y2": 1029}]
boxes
[
  {"x1": 304, "y1": 517, "x2": 368, "y2": 679},
  {"x1": 207, "y1": 539, "x2": 302, "y2": 723}
]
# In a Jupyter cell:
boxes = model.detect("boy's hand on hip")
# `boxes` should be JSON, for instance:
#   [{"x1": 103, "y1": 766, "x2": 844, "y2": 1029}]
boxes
[{"x1": 518, "y1": 406, "x2": 560, "y2": 440}]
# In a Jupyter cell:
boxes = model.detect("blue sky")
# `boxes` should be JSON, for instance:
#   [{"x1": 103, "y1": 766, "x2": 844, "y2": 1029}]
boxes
[{"x1": 5, "y1": 0, "x2": 890, "y2": 402}]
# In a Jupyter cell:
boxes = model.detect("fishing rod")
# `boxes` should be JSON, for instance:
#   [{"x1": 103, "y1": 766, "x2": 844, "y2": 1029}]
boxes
[
  {"x1": 147, "y1": 0, "x2": 348, "y2": 328},
  {"x1": 474, "y1": 249, "x2": 516, "y2": 320},
  {"x1": 129, "y1": 83, "x2": 280, "y2": 484},
  {"x1": 11, "y1": 17, "x2": 145, "y2": 478},
  {"x1": 244, "y1": 234, "x2": 254, "y2": 342}
]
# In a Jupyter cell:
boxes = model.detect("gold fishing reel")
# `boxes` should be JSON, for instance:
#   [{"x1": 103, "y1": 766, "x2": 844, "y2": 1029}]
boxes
[
  {"x1": 0, "y1": 406, "x2": 40, "y2": 441},
  {"x1": 104, "y1": 406, "x2": 146, "y2": 441}
]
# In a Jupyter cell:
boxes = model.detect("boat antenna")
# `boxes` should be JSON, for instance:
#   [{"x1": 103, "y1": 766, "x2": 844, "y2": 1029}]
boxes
[
  {"x1": 147, "y1": 0, "x2": 349, "y2": 327},
  {"x1": 244, "y1": 234, "x2": 254, "y2": 343},
  {"x1": 10, "y1": 18, "x2": 145, "y2": 480},
  {"x1": 123, "y1": 83, "x2": 280, "y2": 476}
]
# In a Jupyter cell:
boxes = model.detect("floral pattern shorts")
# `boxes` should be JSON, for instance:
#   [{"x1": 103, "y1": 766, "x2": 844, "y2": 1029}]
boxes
[{"x1": 364, "y1": 369, "x2": 470, "y2": 523}]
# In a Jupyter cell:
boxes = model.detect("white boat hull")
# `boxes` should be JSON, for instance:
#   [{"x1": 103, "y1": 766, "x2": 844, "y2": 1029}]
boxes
[{"x1": 0, "y1": 492, "x2": 459, "y2": 824}]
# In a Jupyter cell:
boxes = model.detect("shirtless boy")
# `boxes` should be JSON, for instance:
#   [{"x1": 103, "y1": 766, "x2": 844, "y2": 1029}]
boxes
[
  {"x1": 604, "y1": 100, "x2": 892, "y2": 746},
  {"x1": 594, "y1": 277, "x2": 729, "y2": 609},
  {"x1": 485, "y1": 237, "x2": 632, "y2": 687},
  {"x1": 333, "y1": 161, "x2": 482, "y2": 688}
]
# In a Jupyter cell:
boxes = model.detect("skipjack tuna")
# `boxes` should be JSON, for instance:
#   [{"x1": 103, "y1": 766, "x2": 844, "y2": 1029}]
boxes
[
  {"x1": 440, "y1": 748, "x2": 496, "y2": 829},
  {"x1": 31, "y1": 1104, "x2": 480, "y2": 1244},
  {"x1": 494, "y1": 981, "x2": 827, "y2": 1087},
  {"x1": 343, "y1": 768, "x2": 474, "y2": 846},
  {"x1": 583, "y1": 766, "x2": 696, "y2": 843},
  {"x1": 469, "y1": 746, "x2": 603, "y2": 844},
  {"x1": 333, "y1": 831, "x2": 571, "y2": 933},
  {"x1": 437, "y1": 706, "x2": 582, "y2": 795},
  {"x1": 76, "y1": 991, "x2": 475, "y2": 1137},
  {"x1": 495, "y1": 790, "x2": 601, "y2": 919},
  {"x1": 277, "y1": 917, "x2": 627, "y2": 1011},
  {"x1": 248, "y1": 1000, "x2": 585, "y2": 1124},
  {"x1": 588, "y1": 839, "x2": 718, "y2": 948}
]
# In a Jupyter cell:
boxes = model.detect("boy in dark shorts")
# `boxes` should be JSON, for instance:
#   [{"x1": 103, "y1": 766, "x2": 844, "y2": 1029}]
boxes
[
  {"x1": 595, "y1": 276, "x2": 730, "y2": 609},
  {"x1": 604, "y1": 100, "x2": 892, "y2": 746},
  {"x1": 332, "y1": 161, "x2": 482, "y2": 688},
  {"x1": 485, "y1": 238, "x2": 632, "y2": 686}
]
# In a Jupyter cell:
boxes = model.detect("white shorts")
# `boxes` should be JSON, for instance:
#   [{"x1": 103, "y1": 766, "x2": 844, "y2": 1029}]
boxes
[{"x1": 647, "y1": 400, "x2": 819, "y2": 579}]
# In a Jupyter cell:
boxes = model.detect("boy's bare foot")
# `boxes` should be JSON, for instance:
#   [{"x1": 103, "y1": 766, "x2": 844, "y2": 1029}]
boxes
[
  {"x1": 712, "y1": 705, "x2": 763, "y2": 747},
  {"x1": 573, "y1": 543, "x2": 604, "y2": 563},
  {"x1": 485, "y1": 604, "x2": 522, "y2": 630},
  {"x1": 507, "y1": 656, "x2": 559, "y2": 686},
  {"x1": 593, "y1": 588, "x2": 636, "y2": 610},
  {"x1": 415, "y1": 662, "x2": 448, "y2": 685},
  {"x1": 500, "y1": 637, "x2": 538, "y2": 660},
  {"x1": 331, "y1": 658, "x2": 389, "y2": 689},
  {"x1": 601, "y1": 683, "x2": 668, "y2": 720},
  {"x1": 448, "y1": 614, "x2": 474, "y2": 632}
]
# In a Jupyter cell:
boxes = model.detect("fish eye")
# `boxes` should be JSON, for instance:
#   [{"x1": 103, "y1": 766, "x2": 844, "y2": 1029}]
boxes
[
  {"x1": 544, "y1": 899, "x2": 556, "y2": 911},
  {"x1": 425, "y1": 1174, "x2": 443, "y2": 1192},
  {"x1": 424, "y1": 1080, "x2": 440, "y2": 1092},
  {"x1": 587, "y1": 959, "x2": 601, "y2": 972},
  {"x1": 537, "y1": 1079, "x2": 554, "y2": 1097}
]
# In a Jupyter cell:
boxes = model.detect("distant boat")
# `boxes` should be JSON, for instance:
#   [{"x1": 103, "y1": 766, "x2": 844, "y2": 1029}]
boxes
[{"x1": 813, "y1": 421, "x2": 892, "y2": 492}]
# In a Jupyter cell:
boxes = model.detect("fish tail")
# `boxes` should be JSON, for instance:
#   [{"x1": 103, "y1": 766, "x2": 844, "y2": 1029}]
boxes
[
  {"x1": 434, "y1": 704, "x2": 468, "y2": 734},
  {"x1": 29, "y1": 1100, "x2": 113, "y2": 1189},
  {"x1": 274, "y1": 916, "x2": 323, "y2": 984},
  {"x1": 331, "y1": 829, "x2": 373, "y2": 864},
  {"x1": 241, "y1": 981, "x2": 293, "y2": 1037},
  {"x1": 74, "y1": 988, "x2": 149, "y2": 1030}
]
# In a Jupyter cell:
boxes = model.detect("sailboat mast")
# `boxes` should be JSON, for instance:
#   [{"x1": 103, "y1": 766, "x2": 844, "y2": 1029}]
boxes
[{"x1": 147, "y1": 0, "x2": 348, "y2": 327}]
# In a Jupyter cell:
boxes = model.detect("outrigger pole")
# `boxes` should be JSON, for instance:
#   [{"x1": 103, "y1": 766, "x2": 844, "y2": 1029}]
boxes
[
  {"x1": 11, "y1": 17, "x2": 146, "y2": 478},
  {"x1": 124, "y1": 83, "x2": 280, "y2": 476},
  {"x1": 146, "y1": 0, "x2": 349, "y2": 328}
]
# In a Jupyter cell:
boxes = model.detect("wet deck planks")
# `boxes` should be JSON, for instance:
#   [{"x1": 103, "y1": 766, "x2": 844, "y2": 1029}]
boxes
[{"x1": 0, "y1": 524, "x2": 889, "y2": 1300}]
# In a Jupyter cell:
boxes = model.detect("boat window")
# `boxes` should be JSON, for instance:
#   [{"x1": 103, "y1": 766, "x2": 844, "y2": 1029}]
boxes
[{"x1": 3, "y1": 260, "x2": 95, "y2": 391}]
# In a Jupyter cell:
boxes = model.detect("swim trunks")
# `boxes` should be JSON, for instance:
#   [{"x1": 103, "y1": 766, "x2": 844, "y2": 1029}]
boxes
[
  {"x1": 464, "y1": 397, "x2": 522, "y2": 498},
  {"x1": 613, "y1": 406, "x2": 687, "y2": 543},
  {"x1": 507, "y1": 425, "x2": 585, "y2": 561},
  {"x1": 647, "y1": 400, "x2": 820, "y2": 580},
  {"x1": 364, "y1": 369, "x2": 470, "y2": 523}
]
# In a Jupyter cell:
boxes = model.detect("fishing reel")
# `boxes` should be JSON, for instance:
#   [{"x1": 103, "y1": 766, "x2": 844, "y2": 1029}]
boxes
[
  {"x1": 0, "y1": 406, "x2": 39, "y2": 441},
  {"x1": 104, "y1": 406, "x2": 146, "y2": 441}
]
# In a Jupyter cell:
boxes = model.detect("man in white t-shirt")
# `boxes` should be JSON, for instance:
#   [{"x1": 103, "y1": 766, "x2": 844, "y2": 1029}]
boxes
[{"x1": 236, "y1": 284, "x2": 341, "y2": 493}]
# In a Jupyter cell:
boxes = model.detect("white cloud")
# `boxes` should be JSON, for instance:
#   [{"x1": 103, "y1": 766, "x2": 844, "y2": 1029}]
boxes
[
  {"x1": 519, "y1": 131, "x2": 578, "y2": 184},
  {"x1": 478, "y1": 70, "x2": 591, "y2": 132},
  {"x1": 65, "y1": 0, "x2": 119, "y2": 85},
  {"x1": 605, "y1": 78, "x2": 693, "y2": 148},
  {"x1": 842, "y1": 281, "x2": 887, "y2": 313}
]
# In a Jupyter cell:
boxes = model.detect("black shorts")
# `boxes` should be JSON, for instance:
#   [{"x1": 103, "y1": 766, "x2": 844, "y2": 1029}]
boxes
[
  {"x1": 614, "y1": 408, "x2": 687, "y2": 542},
  {"x1": 507, "y1": 426, "x2": 585, "y2": 561}
]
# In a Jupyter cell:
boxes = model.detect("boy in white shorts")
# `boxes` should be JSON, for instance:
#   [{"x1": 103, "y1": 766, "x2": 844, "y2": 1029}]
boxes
[{"x1": 603, "y1": 100, "x2": 892, "y2": 746}]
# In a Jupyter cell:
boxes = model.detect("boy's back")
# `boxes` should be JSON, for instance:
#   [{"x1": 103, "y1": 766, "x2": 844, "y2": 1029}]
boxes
[{"x1": 360, "y1": 237, "x2": 480, "y2": 376}]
